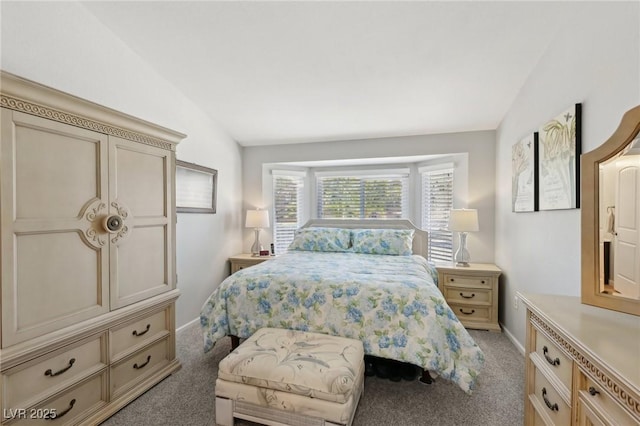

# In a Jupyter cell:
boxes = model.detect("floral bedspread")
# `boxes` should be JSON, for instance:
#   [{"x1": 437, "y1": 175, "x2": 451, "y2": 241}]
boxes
[{"x1": 200, "y1": 251, "x2": 484, "y2": 394}]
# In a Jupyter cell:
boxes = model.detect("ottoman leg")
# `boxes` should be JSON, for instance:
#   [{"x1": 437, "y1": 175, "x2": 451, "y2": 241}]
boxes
[{"x1": 215, "y1": 397, "x2": 234, "y2": 426}]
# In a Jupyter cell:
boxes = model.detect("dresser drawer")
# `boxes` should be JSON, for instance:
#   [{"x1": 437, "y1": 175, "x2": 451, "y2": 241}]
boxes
[
  {"x1": 533, "y1": 329, "x2": 572, "y2": 391},
  {"x1": 110, "y1": 307, "x2": 169, "y2": 360},
  {"x1": 10, "y1": 371, "x2": 107, "y2": 426},
  {"x1": 110, "y1": 336, "x2": 170, "y2": 398},
  {"x1": 2, "y1": 333, "x2": 107, "y2": 411},
  {"x1": 442, "y1": 273, "x2": 492, "y2": 289},
  {"x1": 443, "y1": 287, "x2": 491, "y2": 305},
  {"x1": 577, "y1": 369, "x2": 637, "y2": 425},
  {"x1": 531, "y1": 367, "x2": 571, "y2": 425},
  {"x1": 448, "y1": 303, "x2": 490, "y2": 322}
]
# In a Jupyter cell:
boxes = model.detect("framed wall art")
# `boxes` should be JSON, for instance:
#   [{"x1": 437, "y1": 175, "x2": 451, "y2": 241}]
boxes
[
  {"x1": 538, "y1": 103, "x2": 582, "y2": 210},
  {"x1": 512, "y1": 132, "x2": 538, "y2": 212},
  {"x1": 176, "y1": 160, "x2": 217, "y2": 213}
]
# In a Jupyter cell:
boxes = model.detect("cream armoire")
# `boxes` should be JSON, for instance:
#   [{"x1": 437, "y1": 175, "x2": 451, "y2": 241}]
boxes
[{"x1": 0, "y1": 72, "x2": 184, "y2": 425}]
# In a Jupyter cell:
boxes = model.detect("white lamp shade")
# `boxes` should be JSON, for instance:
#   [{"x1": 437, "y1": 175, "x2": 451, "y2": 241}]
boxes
[
  {"x1": 245, "y1": 209, "x2": 270, "y2": 228},
  {"x1": 448, "y1": 209, "x2": 479, "y2": 232}
]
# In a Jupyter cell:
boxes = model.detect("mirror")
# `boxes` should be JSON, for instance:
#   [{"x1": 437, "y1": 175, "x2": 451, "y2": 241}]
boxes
[{"x1": 582, "y1": 105, "x2": 640, "y2": 316}]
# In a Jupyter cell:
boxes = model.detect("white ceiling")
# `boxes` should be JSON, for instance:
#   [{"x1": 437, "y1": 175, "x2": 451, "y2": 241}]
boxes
[{"x1": 81, "y1": 1, "x2": 574, "y2": 146}]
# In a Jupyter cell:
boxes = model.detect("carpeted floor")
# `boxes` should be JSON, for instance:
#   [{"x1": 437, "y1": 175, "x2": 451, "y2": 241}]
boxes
[{"x1": 102, "y1": 322, "x2": 524, "y2": 426}]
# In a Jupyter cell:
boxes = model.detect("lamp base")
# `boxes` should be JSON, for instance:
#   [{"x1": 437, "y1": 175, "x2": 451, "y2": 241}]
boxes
[
  {"x1": 453, "y1": 232, "x2": 471, "y2": 267},
  {"x1": 250, "y1": 228, "x2": 263, "y2": 256}
]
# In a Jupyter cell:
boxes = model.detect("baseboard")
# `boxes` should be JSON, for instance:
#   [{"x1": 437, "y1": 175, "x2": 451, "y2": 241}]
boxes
[
  {"x1": 177, "y1": 317, "x2": 199, "y2": 333},
  {"x1": 501, "y1": 323, "x2": 525, "y2": 356}
]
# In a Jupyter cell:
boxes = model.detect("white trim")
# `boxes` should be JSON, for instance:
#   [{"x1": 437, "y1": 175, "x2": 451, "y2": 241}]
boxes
[
  {"x1": 315, "y1": 168, "x2": 410, "y2": 177},
  {"x1": 501, "y1": 323, "x2": 526, "y2": 356},
  {"x1": 271, "y1": 169, "x2": 307, "y2": 177},
  {"x1": 176, "y1": 317, "x2": 199, "y2": 334},
  {"x1": 418, "y1": 162, "x2": 454, "y2": 174}
]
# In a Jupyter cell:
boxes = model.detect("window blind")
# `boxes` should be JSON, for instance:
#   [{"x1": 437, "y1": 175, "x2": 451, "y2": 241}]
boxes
[
  {"x1": 421, "y1": 167, "x2": 454, "y2": 262},
  {"x1": 273, "y1": 174, "x2": 305, "y2": 254},
  {"x1": 316, "y1": 172, "x2": 409, "y2": 219}
]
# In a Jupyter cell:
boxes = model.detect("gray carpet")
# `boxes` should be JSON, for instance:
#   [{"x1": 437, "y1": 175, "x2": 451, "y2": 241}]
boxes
[{"x1": 103, "y1": 323, "x2": 524, "y2": 426}]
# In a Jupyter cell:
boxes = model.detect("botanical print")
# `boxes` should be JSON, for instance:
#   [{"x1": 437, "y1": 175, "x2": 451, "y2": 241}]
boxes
[
  {"x1": 512, "y1": 133, "x2": 536, "y2": 212},
  {"x1": 538, "y1": 104, "x2": 581, "y2": 210},
  {"x1": 201, "y1": 251, "x2": 484, "y2": 394}
]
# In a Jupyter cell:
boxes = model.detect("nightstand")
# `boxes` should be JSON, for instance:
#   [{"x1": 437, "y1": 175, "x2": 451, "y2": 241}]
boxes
[
  {"x1": 229, "y1": 253, "x2": 273, "y2": 274},
  {"x1": 435, "y1": 263, "x2": 502, "y2": 332}
]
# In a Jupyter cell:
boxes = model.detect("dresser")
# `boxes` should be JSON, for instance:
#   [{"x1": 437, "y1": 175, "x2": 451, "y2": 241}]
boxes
[
  {"x1": 520, "y1": 293, "x2": 639, "y2": 425},
  {"x1": 436, "y1": 263, "x2": 502, "y2": 331},
  {"x1": 229, "y1": 254, "x2": 273, "y2": 274},
  {"x1": 0, "y1": 72, "x2": 184, "y2": 424}
]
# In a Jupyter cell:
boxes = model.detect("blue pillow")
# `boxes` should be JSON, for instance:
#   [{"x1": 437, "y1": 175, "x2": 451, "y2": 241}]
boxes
[
  {"x1": 351, "y1": 228, "x2": 414, "y2": 256},
  {"x1": 288, "y1": 228, "x2": 351, "y2": 252}
]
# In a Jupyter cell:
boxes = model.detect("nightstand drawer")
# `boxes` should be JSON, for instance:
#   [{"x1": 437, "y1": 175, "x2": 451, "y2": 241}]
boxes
[
  {"x1": 448, "y1": 303, "x2": 490, "y2": 322},
  {"x1": 443, "y1": 273, "x2": 492, "y2": 288},
  {"x1": 443, "y1": 287, "x2": 491, "y2": 305}
]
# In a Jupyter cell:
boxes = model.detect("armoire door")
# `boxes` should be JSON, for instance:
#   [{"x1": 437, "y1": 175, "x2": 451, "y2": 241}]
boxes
[
  {"x1": 1, "y1": 110, "x2": 110, "y2": 347},
  {"x1": 108, "y1": 136, "x2": 175, "y2": 309}
]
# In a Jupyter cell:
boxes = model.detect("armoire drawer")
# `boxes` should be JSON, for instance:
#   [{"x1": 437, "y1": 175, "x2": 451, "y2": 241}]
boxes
[
  {"x1": 110, "y1": 307, "x2": 169, "y2": 360},
  {"x1": 578, "y1": 369, "x2": 637, "y2": 425},
  {"x1": 10, "y1": 371, "x2": 108, "y2": 426},
  {"x1": 448, "y1": 303, "x2": 491, "y2": 322},
  {"x1": 110, "y1": 336, "x2": 171, "y2": 398},
  {"x1": 2, "y1": 333, "x2": 107, "y2": 411},
  {"x1": 533, "y1": 328, "x2": 572, "y2": 391},
  {"x1": 442, "y1": 273, "x2": 492, "y2": 289},
  {"x1": 531, "y1": 366, "x2": 571, "y2": 425}
]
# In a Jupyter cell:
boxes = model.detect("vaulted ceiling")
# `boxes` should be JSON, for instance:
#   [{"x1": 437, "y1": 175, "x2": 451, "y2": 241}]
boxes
[{"x1": 82, "y1": 1, "x2": 577, "y2": 146}]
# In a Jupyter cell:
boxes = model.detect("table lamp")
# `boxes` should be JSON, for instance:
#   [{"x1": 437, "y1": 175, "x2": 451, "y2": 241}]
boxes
[
  {"x1": 448, "y1": 209, "x2": 479, "y2": 267},
  {"x1": 246, "y1": 209, "x2": 270, "y2": 256}
]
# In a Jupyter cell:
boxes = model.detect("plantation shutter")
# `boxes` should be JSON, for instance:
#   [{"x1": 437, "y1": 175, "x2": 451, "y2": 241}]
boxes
[
  {"x1": 316, "y1": 170, "x2": 409, "y2": 219},
  {"x1": 273, "y1": 172, "x2": 305, "y2": 254},
  {"x1": 421, "y1": 166, "x2": 454, "y2": 262}
]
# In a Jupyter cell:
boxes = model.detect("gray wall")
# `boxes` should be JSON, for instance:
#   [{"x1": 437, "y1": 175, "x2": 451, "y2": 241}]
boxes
[
  {"x1": 495, "y1": 2, "x2": 640, "y2": 350},
  {"x1": 1, "y1": 2, "x2": 245, "y2": 329},
  {"x1": 243, "y1": 130, "x2": 497, "y2": 263}
]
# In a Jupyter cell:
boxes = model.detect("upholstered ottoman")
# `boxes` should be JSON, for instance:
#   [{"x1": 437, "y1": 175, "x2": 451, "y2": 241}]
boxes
[{"x1": 215, "y1": 328, "x2": 364, "y2": 426}]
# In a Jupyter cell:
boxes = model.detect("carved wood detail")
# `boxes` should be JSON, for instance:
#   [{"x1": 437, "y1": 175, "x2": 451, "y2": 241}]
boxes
[
  {"x1": 1, "y1": 95, "x2": 174, "y2": 151},
  {"x1": 530, "y1": 312, "x2": 640, "y2": 417}
]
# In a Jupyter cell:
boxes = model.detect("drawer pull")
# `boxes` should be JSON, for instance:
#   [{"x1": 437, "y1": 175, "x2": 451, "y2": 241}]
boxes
[
  {"x1": 459, "y1": 292, "x2": 475, "y2": 299},
  {"x1": 44, "y1": 358, "x2": 76, "y2": 377},
  {"x1": 459, "y1": 308, "x2": 475, "y2": 315},
  {"x1": 481, "y1": 280, "x2": 485, "y2": 284},
  {"x1": 133, "y1": 355, "x2": 151, "y2": 370},
  {"x1": 45, "y1": 398, "x2": 76, "y2": 420},
  {"x1": 132, "y1": 324, "x2": 151, "y2": 337},
  {"x1": 588, "y1": 386, "x2": 600, "y2": 396},
  {"x1": 542, "y1": 387, "x2": 559, "y2": 412},
  {"x1": 543, "y1": 346, "x2": 560, "y2": 366}
]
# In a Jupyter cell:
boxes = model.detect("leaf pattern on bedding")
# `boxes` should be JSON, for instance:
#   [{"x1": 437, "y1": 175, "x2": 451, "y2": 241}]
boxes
[{"x1": 200, "y1": 251, "x2": 485, "y2": 394}]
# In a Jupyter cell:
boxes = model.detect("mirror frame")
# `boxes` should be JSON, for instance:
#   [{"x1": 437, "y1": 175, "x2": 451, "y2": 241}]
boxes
[{"x1": 581, "y1": 105, "x2": 640, "y2": 316}]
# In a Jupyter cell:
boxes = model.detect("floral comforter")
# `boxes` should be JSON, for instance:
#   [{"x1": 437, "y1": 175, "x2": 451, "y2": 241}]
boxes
[{"x1": 200, "y1": 251, "x2": 484, "y2": 394}]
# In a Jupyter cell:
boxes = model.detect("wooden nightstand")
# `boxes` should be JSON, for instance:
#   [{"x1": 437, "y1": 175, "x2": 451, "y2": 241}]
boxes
[
  {"x1": 229, "y1": 253, "x2": 273, "y2": 274},
  {"x1": 435, "y1": 263, "x2": 502, "y2": 332}
]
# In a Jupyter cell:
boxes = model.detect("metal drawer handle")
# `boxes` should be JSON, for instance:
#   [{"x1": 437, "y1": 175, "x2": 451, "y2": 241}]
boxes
[
  {"x1": 133, "y1": 355, "x2": 151, "y2": 370},
  {"x1": 588, "y1": 386, "x2": 600, "y2": 396},
  {"x1": 542, "y1": 388, "x2": 559, "y2": 412},
  {"x1": 45, "y1": 399, "x2": 75, "y2": 420},
  {"x1": 132, "y1": 324, "x2": 151, "y2": 337},
  {"x1": 459, "y1": 308, "x2": 475, "y2": 315},
  {"x1": 449, "y1": 278, "x2": 455, "y2": 282},
  {"x1": 459, "y1": 292, "x2": 475, "y2": 299},
  {"x1": 481, "y1": 280, "x2": 486, "y2": 284},
  {"x1": 44, "y1": 358, "x2": 76, "y2": 377},
  {"x1": 543, "y1": 346, "x2": 560, "y2": 366}
]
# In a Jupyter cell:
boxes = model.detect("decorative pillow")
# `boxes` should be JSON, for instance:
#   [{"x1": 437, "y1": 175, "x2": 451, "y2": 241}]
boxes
[
  {"x1": 351, "y1": 228, "x2": 414, "y2": 256},
  {"x1": 288, "y1": 227, "x2": 351, "y2": 252}
]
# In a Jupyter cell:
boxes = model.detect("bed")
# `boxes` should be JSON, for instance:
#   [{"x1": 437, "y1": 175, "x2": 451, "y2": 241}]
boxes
[{"x1": 200, "y1": 219, "x2": 484, "y2": 394}]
